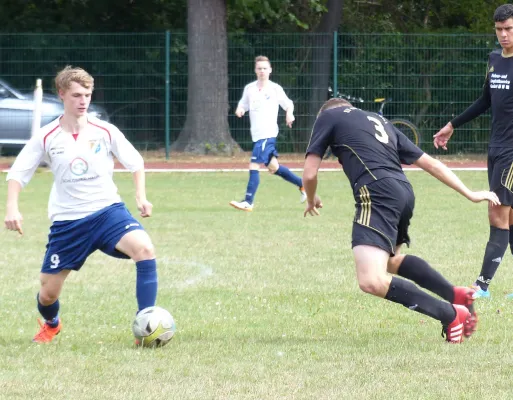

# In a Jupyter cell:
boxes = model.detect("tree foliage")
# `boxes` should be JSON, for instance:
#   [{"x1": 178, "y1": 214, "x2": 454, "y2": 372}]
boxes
[
  {"x1": 340, "y1": 0, "x2": 504, "y2": 33},
  {"x1": 0, "y1": 0, "x2": 506, "y2": 34}
]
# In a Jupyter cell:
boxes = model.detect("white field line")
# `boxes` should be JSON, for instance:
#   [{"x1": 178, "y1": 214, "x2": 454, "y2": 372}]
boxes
[
  {"x1": 159, "y1": 258, "x2": 214, "y2": 288},
  {"x1": 1, "y1": 167, "x2": 488, "y2": 173}
]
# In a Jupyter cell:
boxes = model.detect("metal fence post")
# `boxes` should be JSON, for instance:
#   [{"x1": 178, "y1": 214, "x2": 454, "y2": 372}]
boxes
[
  {"x1": 333, "y1": 31, "x2": 338, "y2": 98},
  {"x1": 165, "y1": 30, "x2": 171, "y2": 160}
]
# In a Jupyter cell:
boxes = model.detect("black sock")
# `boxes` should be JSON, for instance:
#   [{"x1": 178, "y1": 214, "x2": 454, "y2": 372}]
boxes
[
  {"x1": 385, "y1": 276, "x2": 456, "y2": 325},
  {"x1": 397, "y1": 255, "x2": 454, "y2": 303},
  {"x1": 477, "y1": 226, "x2": 509, "y2": 290}
]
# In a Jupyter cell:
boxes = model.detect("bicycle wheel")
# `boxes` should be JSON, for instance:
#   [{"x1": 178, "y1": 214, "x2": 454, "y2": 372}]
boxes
[{"x1": 390, "y1": 118, "x2": 421, "y2": 146}]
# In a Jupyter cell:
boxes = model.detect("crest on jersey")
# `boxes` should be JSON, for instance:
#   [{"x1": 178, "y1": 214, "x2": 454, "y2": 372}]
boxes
[
  {"x1": 89, "y1": 140, "x2": 101, "y2": 154},
  {"x1": 489, "y1": 66, "x2": 494, "y2": 73},
  {"x1": 70, "y1": 157, "x2": 88, "y2": 176}
]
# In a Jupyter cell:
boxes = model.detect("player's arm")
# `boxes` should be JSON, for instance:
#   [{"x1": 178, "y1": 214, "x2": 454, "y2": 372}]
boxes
[
  {"x1": 302, "y1": 153, "x2": 323, "y2": 216},
  {"x1": 434, "y1": 64, "x2": 491, "y2": 150},
  {"x1": 277, "y1": 86, "x2": 295, "y2": 128},
  {"x1": 110, "y1": 127, "x2": 152, "y2": 217},
  {"x1": 414, "y1": 153, "x2": 500, "y2": 205},
  {"x1": 132, "y1": 169, "x2": 152, "y2": 218},
  {"x1": 302, "y1": 112, "x2": 334, "y2": 216},
  {"x1": 5, "y1": 180, "x2": 23, "y2": 235},
  {"x1": 235, "y1": 85, "x2": 249, "y2": 117},
  {"x1": 5, "y1": 135, "x2": 45, "y2": 235}
]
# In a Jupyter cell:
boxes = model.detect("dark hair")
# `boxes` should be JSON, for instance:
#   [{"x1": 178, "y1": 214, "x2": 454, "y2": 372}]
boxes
[
  {"x1": 318, "y1": 98, "x2": 352, "y2": 114},
  {"x1": 494, "y1": 4, "x2": 513, "y2": 22}
]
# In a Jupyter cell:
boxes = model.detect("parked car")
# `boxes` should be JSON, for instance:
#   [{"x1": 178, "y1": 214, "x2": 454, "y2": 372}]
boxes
[{"x1": 0, "y1": 77, "x2": 109, "y2": 149}]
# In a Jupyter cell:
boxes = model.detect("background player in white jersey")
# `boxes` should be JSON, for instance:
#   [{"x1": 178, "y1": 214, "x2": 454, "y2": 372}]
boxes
[
  {"x1": 4, "y1": 66, "x2": 159, "y2": 343},
  {"x1": 229, "y1": 55, "x2": 306, "y2": 212}
]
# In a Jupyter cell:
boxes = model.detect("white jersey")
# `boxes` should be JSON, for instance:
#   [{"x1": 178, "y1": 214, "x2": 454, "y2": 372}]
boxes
[
  {"x1": 6, "y1": 115, "x2": 144, "y2": 222},
  {"x1": 237, "y1": 80, "x2": 293, "y2": 142}
]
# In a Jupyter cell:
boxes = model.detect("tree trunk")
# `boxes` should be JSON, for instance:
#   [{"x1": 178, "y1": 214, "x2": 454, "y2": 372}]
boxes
[
  {"x1": 172, "y1": 0, "x2": 240, "y2": 154},
  {"x1": 306, "y1": 0, "x2": 344, "y2": 131}
]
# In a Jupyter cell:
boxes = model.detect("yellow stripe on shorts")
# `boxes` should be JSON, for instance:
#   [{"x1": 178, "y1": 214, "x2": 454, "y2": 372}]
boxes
[
  {"x1": 506, "y1": 163, "x2": 513, "y2": 190},
  {"x1": 358, "y1": 186, "x2": 371, "y2": 226}
]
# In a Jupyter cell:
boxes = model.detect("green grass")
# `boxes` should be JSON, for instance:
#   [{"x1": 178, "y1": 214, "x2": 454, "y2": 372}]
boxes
[{"x1": 1, "y1": 170, "x2": 513, "y2": 399}]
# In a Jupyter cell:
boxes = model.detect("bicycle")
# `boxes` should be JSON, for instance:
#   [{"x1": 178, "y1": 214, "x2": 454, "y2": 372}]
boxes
[{"x1": 326, "y1": 88, "x2": 422, "y2": 147}]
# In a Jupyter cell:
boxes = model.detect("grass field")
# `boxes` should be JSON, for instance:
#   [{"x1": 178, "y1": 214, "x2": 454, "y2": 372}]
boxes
[{"x1": 1, "y1": 170, "x2": 513, "y2": 399}]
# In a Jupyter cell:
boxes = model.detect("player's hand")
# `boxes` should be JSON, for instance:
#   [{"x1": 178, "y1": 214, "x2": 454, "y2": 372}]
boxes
[
  {"x1": 137, "y1": 199, "x2": 153, "y2": 218},
  {"x1": 286, "y1": 113, "x2": 295, "y2": 128},
  {"x1": 5, "y1": 208, "x2": 23, "y2": 235},
  {"x1": 235, "y1": 107, "x2": 245, "y2": 118},
  {"x1": 433, "y1": 122, "x2": 454, "y2": 150},
  {"x1": 304, "y1": 195, "x2": 323, "y2": 217},
  {"x1": 467, "y1": 191, "x2": 501, "y2": 206}
]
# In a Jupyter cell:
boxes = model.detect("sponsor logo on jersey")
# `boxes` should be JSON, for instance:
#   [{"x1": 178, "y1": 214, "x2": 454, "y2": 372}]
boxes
[
  {"x1": 49, "y1": 146, "x2": 65, "y2": 156},
  {"x1": 70, "y1": 157, "x2": 88, "y2": 176}
]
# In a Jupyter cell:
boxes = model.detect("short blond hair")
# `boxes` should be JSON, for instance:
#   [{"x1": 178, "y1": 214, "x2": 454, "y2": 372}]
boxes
[
  {"x1": 255, "y1": 55, "x2": 271, "y2": 66},
  {"x1": 55, "y1": 65, "x2": 94, "y2": 92},
  {"x1": 318, "y1": 98, "x2": 352, "y2": 113}
]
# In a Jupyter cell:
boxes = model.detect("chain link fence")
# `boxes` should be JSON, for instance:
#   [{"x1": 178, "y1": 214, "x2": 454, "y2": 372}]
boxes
[{"x1": 0, "y1": 32, "x2": 497, "y2": 155}]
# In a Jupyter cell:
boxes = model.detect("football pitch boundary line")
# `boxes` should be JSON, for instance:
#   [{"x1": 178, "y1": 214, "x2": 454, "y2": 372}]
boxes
[
  {"x1": 117, "y1": 167, "x2": 488, "y2": 173},
  {"x1": 0, "y1": 167, "x2": 488, "y2": 173}
]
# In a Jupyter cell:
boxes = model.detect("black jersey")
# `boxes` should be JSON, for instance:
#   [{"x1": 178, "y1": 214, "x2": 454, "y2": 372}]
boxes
[
  {"x1": 452, "y1": 50, "x2": 513, "y2": 147},
  {"x1": 306, "y1": 106, "x2": 424, "y2": 192},
  {"x1": 485, "y1": 50, "x2": 513, "y2": 147}
]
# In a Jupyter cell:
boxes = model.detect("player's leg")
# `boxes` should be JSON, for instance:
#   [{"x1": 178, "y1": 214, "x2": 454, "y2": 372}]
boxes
[
  {"x1": 115, "y1": 229, "x2": 158, "y2": 313},
  {"x1": 389, "y1": 245, "x2": 477, "y2": 337},
  {"x1": 229, "y1": 141, "x2": 262, "y2": 211},
  {"x1": 94, "y1": 203, "x2": 158, "y2": 313},
  {"x1": 33, "y1": 270, "x2": 71, "y2": 343},
  {"x1": 265, "y1": 142, "x2": 306, "y2": 203},
  {"x1": 33, "y1": 216, "x2": 94, "y2": 343},
  {"x1": 473, "y1": 149, "x2": 512, "y2": 297},
  {"x1": 509, "y1": 207, "x2": 513, "y2": 253},
  {"x1": 353, "y1": 245, "x2": 468, "y2": 342},
  {"x1": 353, "y1": 179, "x2": 469, "y2": 342}
]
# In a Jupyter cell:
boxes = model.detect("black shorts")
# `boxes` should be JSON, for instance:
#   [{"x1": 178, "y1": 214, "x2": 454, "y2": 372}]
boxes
[
  {"x1": 352, "y1": 178, "x2": 415, "y2": 255},
  {"x1": 488, "y1": 147, "x2": 513, "y2": 206}
]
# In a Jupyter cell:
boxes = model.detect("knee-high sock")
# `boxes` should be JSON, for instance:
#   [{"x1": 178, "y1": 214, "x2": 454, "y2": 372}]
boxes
[
  {"x1": 136, "y1": 259, "x2": 158, "y2": 312},
  {"x1": 476, "y1": 226, "x2": 509, "y2": 290},
  {"x1": 274, "y1": 165, "x2": 302, "y2": 187},
  {"x1": 397, "y1": 255, "x2": 454, "y2": 302},
  {"x1": 244, "y1": 170, "x2": 260, "y2": 204},
  {"x1": 384, "y1": 276, "x2": 456, "y2": 324}
]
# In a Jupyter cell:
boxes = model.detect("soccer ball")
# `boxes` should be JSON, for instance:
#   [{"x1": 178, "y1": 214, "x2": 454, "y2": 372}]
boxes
[{"x1": 132, "y1": 306, "x2": 176, "y2": 348}]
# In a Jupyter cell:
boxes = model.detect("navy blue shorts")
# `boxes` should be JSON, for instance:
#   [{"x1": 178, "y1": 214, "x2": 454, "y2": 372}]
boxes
[
  {"x1": 488, "y1": 147, "x2": 513, "y2": 206},
  {"x1": 352, "y1": 178, "x2": 415, "y2": 255},
  {"x1": 41, "y1": 202, "x2": 144, "y2": 274},
  {"x1": 251, "y1": 138, "x2": 279, "y2": 166}
]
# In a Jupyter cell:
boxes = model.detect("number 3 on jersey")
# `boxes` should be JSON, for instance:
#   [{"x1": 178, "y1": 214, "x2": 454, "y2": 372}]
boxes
[{"x1": 367, "y1": 116, "x2": 389, "y2": 144}]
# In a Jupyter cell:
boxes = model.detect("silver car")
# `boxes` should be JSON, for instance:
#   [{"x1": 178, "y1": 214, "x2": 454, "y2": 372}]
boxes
[{"x1": 0, "y1": 77, "x2": 109, "y2": 148}]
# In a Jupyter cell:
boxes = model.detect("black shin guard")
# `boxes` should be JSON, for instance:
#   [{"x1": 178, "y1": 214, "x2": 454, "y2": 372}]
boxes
[
  {"x1": 397, "y1": 255, "x2": 454, "y2": 302},
  {"x1": 385, "y1": 276, "x2": 456, "y2": 324},
  {"x1": 477, "y1": 226, "x2": 509, "y2": 290}
]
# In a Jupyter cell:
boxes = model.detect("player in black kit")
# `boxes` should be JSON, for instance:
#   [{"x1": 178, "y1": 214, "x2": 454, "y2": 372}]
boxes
[
  {"x1": 434, "y1": 4, "x2": 513, "y2": 299},
  {"x1": 303, "y1": 97, "x2": 500, "y2": 343}
]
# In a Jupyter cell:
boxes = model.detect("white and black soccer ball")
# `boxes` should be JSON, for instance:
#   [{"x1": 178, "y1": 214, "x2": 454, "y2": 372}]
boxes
[{"x1": 132, "y1": 306, "x2": 176, "y2": 348}]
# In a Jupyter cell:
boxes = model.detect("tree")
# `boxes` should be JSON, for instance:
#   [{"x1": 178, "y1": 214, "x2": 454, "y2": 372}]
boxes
[
  {"x1": 174, "y1": 0, "x2": 328, "y2": 154},
  {"x1": 171, "y1": 0, "x2": 238, "y2": 154},
  {"x1": 308, "y1": 0, "x2": 344, "y2": 125}
]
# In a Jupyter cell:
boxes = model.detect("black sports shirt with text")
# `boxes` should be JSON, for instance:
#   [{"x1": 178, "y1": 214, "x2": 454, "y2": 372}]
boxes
[
  {"x1": 306, "y1": 106, "x2": 424, "y2": 192},
  {"x1": 451, "y1": 49, "x2": 513, "y2": 148}
]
